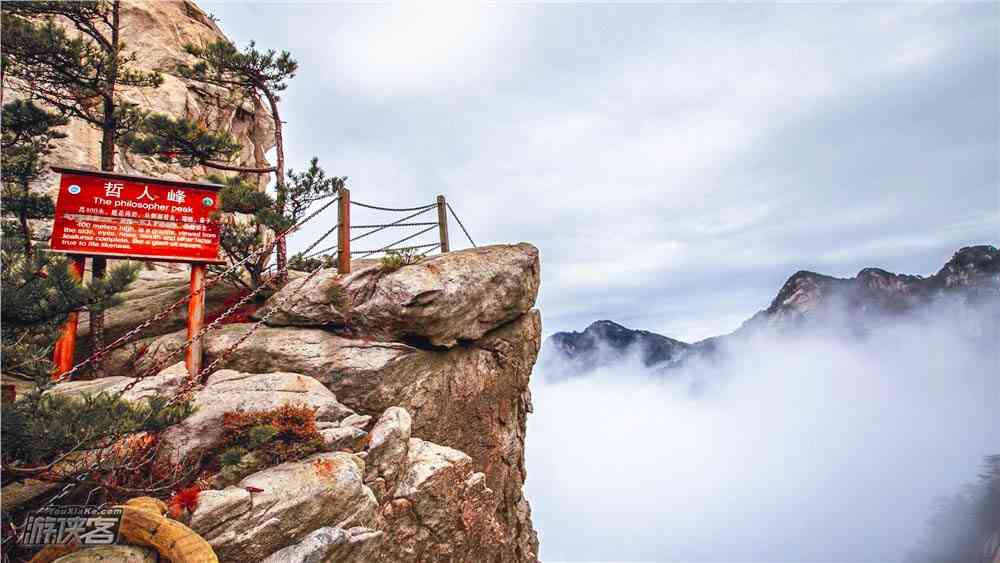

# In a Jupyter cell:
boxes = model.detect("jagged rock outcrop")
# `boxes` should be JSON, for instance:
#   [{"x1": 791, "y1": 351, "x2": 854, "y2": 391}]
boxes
[
  {"x1": 2, "y1": 0, "x2": 275, "y2": 203},
  {"x1": 364, "y1": 407, "x2": 413, "y2": 501},
  {"x1": 50, "y1": 546, "x2": 157, "y2": 562},
  {"x1": 260, "y1": 243, "x2": 540, "y2": 347},
  {"x1": 64, "y1": 244, "x2": 543, "y2": 561},
  {"x1": 190, "y1": 452, "x2": 379, "y2": 561},
  {"x1": 260, "y1": 526, "x2": 383, "y2": 563},
  {"x1": 373, "y1": 437, "x2": 506, "y2": 562},
  {"x1": 156, "y1": 368, "x2": 356, "y2": 465},
  {"x1": 127, "y1": 308, "x2": 541, "y2": 560},
  {"x1": 75, "y1": 268, "x2": 245, "y2": 356}
]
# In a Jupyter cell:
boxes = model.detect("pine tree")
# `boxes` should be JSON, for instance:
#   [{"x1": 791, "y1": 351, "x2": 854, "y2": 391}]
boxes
[
  {"x1": 204, "y1": 158, "x2": 343, "y2": 290},
  {"x1": 127, "y1": 128, "x2": 346, "y2": 288},
  {"x1": 1, "y1": 1, "x2": 165, "y2": 369},
  {"x1": 0, "y1": 100, "x2": 67, "y2": 256},
  {"x1": 176, "y1": 39, "x2": 298, "y2": 280}
]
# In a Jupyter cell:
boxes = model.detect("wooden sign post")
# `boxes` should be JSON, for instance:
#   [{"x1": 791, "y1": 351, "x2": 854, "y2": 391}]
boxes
[{"x1": 48, "y1": 166, "x2": 225, "y2": 380}]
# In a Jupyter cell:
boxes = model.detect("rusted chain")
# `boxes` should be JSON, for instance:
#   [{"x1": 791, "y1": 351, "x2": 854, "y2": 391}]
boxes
[
  {"x1": 351, "y1": 242, "x2": 440, "y2": 256},
  {"x1": 447, "y1": 202, "x2": 477, "y2": 248},
  {"x1": 350, "y1": 206, "x2": 435, "y2": 244},
  {"x1": 351, "y1": 225, "x2": 438, "y2": 258},
  {"x1": 350, "y1": 201, "x2": 436, "y2": 212},
  {"x1": 351, "y1": 222, "x2": 437, "y2": 229},
  {"x1": 52, "y1": 196, "x2": 340, "y2": 383},
  {"x1": 191, "y1": 260, "x2": 329, "y2": 382}
]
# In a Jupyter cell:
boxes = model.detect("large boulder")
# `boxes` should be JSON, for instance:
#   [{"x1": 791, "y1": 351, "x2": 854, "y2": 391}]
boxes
[
  {"x1": 52, "y1": 546, "x2": 157, "y2": 562},
  {"x1": 48, "y1": 362, "x2": 189, "y2": 401},
  {"x1": 129, "y1": 312, "x2": 542, "y2": 561},
  {"x1": 260, "y1": 526, "x2": 383, "y2": 563},
  {"x1": 76, "y1": 268, "x2": 244, "y2": 359},
  {"x1": 190, "y1": 452, "x2": 378, "y2": 561},
  {"x1": 372, "y1": 439, "x2": 505, "y2": 562},
  {"x1": 157, "y1": 369, "x2": 355, "y2": 464},
  {"x1": 364, "y1": 407, "x2": 412, "y2": 501},
  {"x1": 261, "y1": 244, "x2": 540, "y2": 347},
  {"x1": 114, "y1": 324, "x2": 415, "y2": 383}
]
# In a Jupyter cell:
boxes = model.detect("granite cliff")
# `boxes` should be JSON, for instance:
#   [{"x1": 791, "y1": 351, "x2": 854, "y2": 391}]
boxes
[
  {"x1": 37, "y1": 244, "x2": 543, "y2": 562},
  {"x1": 1, "y1": 0, "x2": 275, "y2": 244}
]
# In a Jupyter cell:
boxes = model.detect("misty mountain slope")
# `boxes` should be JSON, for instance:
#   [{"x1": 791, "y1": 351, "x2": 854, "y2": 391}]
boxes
[
  {"x1": 541, "y1": 320, "x2": 691, "y2": 378},
  {"x1": 529, "y1": 245, "x2": 1000, "y2": 562},
  {"x1": 543, "y1": 245, "x2": 999, "y2": 375},
  {"x1": 741, "y1": 244, "x2": 999, "y2": 332}
]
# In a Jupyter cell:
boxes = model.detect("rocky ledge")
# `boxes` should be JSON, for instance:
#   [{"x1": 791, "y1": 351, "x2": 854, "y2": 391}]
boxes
[{"x1": 49, "y1": 243, "x2": 543, "y2": 562}]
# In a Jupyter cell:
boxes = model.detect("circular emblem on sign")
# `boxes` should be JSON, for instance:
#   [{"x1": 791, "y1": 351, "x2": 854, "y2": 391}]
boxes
[
  {"x1": 202, "y1": 196, "x2": 214, "y2": 207},
  {"x1": 67, "y1": 184, "x2": 82, "y2": 195}
]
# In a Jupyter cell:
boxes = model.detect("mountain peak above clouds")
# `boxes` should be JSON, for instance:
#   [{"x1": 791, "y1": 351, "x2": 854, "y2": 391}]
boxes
[{"x1": 544, "y1": 245, "x2": 1000, "y2": 374}]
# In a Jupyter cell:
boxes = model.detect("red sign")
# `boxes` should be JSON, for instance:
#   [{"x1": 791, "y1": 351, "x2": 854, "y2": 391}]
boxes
[{"x1": 49, "y1": 167, "x2": 224, "y2": 263}]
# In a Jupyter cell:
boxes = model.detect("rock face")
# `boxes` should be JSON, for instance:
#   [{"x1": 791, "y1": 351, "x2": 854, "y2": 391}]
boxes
[
  {"x1": 76, "y1": 268, "x2": 244, "y2": 361},
  {"x1": 67, "y1": 244, "x2": 541, "y2": 562},
  {"x1": 260, "y1": 526, "x2": 383, "y2": 563},
  {"x1": 2, "y1": 0, "x2": 275, "y2": 204},
  {"x1": 373, "y1": 438, "x2": 507, "y2": 562},
  {"x1": 131, "y1": 308, "x2": 542, "y2": 560},
  {"x1": 41, "y1": 243, "x2": 543, "y2": 561},
  {"x1": 156, "y1": 368, "x2": 356, "y2": 465},
  {"x1": 190, "y1": 452, "x2": 379, "y2": 561},
  {"x1": 261, "y1": 243, "x2": 541, "y2": 347}
]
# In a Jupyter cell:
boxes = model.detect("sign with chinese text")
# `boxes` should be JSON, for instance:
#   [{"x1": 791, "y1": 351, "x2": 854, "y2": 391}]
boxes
[{"x1": 49, "y1": 167, "x2": 223, "y2": 263}]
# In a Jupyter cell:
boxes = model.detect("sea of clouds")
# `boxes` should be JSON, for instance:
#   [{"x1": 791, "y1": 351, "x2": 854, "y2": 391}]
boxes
[{"x1": 526, "y1": 299, "x2": 999, "y2": 562}]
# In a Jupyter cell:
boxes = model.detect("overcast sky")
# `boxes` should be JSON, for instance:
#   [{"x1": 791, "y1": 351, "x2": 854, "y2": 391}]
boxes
[{"x1": 206, "y1": 2, "x2": 998, "y2": 342}]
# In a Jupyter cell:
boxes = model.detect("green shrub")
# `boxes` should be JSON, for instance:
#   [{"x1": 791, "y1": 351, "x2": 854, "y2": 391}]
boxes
[
  {"x1": 246, "y1": 424, "x2": 279, "y2": 449},
  {"x1": 381, "y1": 248, "x2": 422, "y2": 272},
  {"x1": 1, "y1": 390, "x2": 195, "y2": 466},
  {"x1": 220, "y1": 446, "x2": 248, "y2": 467},
  {"x1": 325, "y1": 282, "x2": 347, "y2": 309}
]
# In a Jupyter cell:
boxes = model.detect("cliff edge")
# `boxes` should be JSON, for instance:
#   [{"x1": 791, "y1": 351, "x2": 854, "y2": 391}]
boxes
[{"x1": 47, "y1": 243, "x2": 543, "y2": 562}]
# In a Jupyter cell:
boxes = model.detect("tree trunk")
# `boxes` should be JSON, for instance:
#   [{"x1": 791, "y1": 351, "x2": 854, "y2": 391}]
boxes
[
  {"x1": 90, "y1": 0, "x2": 122, "y2": 376},
  {"x1": 263, "y1": 89, "x2": 287, "y2": 283},
  {"x1": 18, "y1": 200, "x2": 33, "y2": 257}
]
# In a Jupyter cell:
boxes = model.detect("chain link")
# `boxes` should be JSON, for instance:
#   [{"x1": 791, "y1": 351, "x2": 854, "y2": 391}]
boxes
[
  {"x1": 447, "y1": 202, "x2": 477, "y2": 248},
  {"x1": 191, "y1": 259, "x2": 328, "y2": 381},
  {"x1": 351, "y1": 225, "x2": 438, "y2": 258},
  {"x1": 350, "y1": 201, "x2": 436, "y2": 212},
  {"x1": 52, "y1": 195, "x2": 340, "y2": 383}
]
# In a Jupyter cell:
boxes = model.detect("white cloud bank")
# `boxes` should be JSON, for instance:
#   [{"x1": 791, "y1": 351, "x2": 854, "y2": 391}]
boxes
[{"x1": 526, "y1": 301, "x2": 999, "y2": 562}]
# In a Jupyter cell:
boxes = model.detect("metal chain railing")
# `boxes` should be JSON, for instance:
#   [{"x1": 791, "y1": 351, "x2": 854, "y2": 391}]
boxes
[
  {"x1": 15, "y1": 190, "x2": 485, "y2": 528},
  {"x1": 447, "y1": 202, "x2": 477, "y2": 248},
  {"x1": 350, "y1": 225, "x2": 438, "y2": 258},
  {"x1": 50, "y1": 191, "x2": 479, "y2": 386},
  {"x1": 52, "y1": 194, "x2": 340, "y2": 383},
  {"x1": 350, "y1": 201, "x2": 437, "y2": 212}
]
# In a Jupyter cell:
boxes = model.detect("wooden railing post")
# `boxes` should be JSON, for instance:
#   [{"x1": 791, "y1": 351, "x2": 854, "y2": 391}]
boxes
[
  {"x1": 52, "y1": 255, "x2": 86, "y2": 380},
  {"x1": 436, "y1": 195, "x2": 450, "y2": 253},
  {"x1": 337, "y1": 187, "x2": 351, "y2": 273},
  {"x1": 185, "y1": 263, "x2": 206, "y2": 378}
]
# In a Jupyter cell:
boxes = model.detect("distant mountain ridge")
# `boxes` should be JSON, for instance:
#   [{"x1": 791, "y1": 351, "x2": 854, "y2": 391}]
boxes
[{"x1": 543, "y1": 245, "x2": 999, "y2": 372}]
